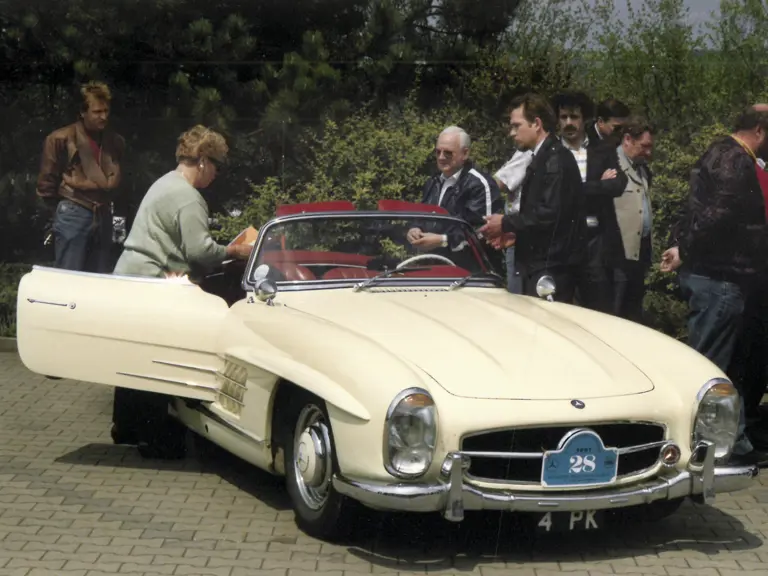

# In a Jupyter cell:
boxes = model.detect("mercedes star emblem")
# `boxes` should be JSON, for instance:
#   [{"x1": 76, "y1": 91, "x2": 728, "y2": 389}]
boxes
[{"x1": 571, "y1": 399, "x2": 585, "y2": 409}]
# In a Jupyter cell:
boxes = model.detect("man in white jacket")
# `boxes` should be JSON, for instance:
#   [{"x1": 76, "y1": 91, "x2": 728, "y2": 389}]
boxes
[{"x1": 494, "y1": 149, "x2": 534, "y2": 293}]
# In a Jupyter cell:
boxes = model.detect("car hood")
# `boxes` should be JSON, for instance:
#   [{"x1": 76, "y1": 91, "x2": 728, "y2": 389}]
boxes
[{"x1": 278, "y1": 288, "x2": 654, "y2": 401}]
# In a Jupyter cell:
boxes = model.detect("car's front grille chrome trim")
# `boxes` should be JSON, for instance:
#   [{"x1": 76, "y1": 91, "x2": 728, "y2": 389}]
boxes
[{"x1": 459, "y1": 422, "x2": 667, "y2": 487}]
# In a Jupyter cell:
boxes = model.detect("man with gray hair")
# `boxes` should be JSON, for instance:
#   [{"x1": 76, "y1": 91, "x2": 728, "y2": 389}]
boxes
[{"x1": 408, "y1": 125, "x2": 503, "y2": 251}]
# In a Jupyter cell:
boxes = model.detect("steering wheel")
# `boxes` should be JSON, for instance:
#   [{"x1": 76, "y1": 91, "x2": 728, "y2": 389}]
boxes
[{"x1": 396, "y1": 253, "x2": 456, "y2": 269}]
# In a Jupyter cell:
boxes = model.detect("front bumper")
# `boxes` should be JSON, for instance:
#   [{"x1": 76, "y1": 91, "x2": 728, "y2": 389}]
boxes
[{"x1": 332, "y1": 441, "x2": 758, "y2": 521}]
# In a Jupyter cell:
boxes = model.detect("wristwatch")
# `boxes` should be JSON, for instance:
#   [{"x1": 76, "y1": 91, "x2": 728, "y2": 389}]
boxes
[{"x1": 440, "y1": 234, "x2": 448, "y2": 248}]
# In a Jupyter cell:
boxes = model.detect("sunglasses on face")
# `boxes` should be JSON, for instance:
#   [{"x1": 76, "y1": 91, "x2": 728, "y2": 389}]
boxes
[
  {"x1": 208, "y1": 157, "x2": 225, "y2": 172},
  {"x1": 435, "y1": 148, "x2": 455, "y2": 159}
]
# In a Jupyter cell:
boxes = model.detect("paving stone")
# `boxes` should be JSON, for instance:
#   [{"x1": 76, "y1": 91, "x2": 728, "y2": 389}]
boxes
[{"x1": 4, "y1": 352, "x2": 768, "y2": 575}]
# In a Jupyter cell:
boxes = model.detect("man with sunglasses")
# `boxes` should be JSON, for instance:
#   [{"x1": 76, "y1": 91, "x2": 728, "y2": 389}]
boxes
[{"x1": 407, "y1": 126, "x2": 503, "y2": 252}]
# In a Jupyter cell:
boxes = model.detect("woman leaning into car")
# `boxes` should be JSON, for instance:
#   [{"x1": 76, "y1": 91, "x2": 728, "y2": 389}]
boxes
[{"x1": 110, "y1": 124, "x2": 253, "y2": 457}]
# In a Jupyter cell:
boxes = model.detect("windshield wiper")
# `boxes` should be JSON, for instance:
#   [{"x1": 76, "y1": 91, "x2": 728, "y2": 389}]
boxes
[
  {"x1": 352, "y1": 266, "x2": 431, "y2": 292},
  {"x1": 449, "y1": 271, "x2": 505, "y2": 290}
]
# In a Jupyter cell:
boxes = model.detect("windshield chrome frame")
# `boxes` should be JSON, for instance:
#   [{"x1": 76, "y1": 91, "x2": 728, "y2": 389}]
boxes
[{"x1": 240, "y1": 210, "x2": 504, "y2": 293}]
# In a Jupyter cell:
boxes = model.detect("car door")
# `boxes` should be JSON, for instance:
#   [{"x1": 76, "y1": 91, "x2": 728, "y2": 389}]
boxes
[{"x1": 16, "y1": 265, "x2": 231, "y2": 402}]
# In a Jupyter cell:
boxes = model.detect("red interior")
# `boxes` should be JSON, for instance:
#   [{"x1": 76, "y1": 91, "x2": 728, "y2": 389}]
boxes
[
  {"x1": 377, "y1": 199, "x2": 449, "y2": 214},
  {"x1": 261, "y1": 250, "x2": 372, "y2": 267},
  {"x1": 271, "y1": 263, "x2": 317, "y2": 281},
  {"x1": 322, "y1": 268, "x2": 378, "y2": 279},
  {"x1": 276, "y1": 201, "x2": 357, "y2": 216},
  {"x1": 322, "y1": 265, "x2": 469, "y2": 280}
]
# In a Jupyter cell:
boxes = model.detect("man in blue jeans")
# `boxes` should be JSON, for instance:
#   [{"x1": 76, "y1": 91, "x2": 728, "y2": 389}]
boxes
[
  {"x1": 36, "y1": 81, "x2": 125, "y2": 272},
  {"x1": 665, "y1": 107, "x2": 768, "y2": 465}
]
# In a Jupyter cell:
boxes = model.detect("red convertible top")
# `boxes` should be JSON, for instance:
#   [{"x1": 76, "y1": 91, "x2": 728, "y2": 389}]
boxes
[
  {"x1": 275, "y1": 200, "x2": 450, "y2": 216},
  {"x1": 276, "y1": 201, "x2": 356, "y2": 216}
]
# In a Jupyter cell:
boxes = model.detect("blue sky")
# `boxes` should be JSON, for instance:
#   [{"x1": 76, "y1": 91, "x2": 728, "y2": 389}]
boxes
[{"x1": 615, "y1": 0, "x2": 721, "y2": 26}]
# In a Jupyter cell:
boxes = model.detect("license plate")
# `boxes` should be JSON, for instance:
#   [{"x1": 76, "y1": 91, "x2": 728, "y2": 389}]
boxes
[
  {"x1": 535, "y1": 510, "x2": 602, "y2": 533},
  {"x1": 541, "y1": 429, "x2": 618, "y2": 488}
]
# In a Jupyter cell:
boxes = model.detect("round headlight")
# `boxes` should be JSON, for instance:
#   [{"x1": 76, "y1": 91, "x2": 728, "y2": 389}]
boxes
[
  {"x1": 692, "y1": 378, "x2": 739, "y2": 463},
  {"x1": 384, "y1": 388, "x2": 437, "y2": 479}
]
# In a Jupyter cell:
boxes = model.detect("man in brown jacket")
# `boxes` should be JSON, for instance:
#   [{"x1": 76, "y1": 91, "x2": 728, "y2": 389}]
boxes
[{"x1": 36, "y1": 81, "x2": 125, "y2": 272}]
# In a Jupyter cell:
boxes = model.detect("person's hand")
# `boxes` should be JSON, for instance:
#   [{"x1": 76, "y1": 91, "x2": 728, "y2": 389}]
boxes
[
  {"x1": 478, "y1": 214, "x2": 504, "y2": 239},
  {"x1": 601, "y1": 168, "x2": 617, "y2": 180},
  {"x1": 660, "y1": 246, "x2": 681, "y2": 272},
  {"x1": 487, "y1": 232, "x2": 515, "y2": 250},
  {"x1": 411, "y1": 232, "x2": 444, "y2": 250},
  {"x1": 406, "y1": 227, "x2": 423, "y2": 244},
  {"x1": 226, "y1": 243, "x2": 253, "y2": 260}
]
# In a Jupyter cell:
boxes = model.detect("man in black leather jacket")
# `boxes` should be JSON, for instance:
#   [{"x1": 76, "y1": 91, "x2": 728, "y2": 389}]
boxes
[{"x1": 479, "y1": 93, "x2": 584, "y2": 302}]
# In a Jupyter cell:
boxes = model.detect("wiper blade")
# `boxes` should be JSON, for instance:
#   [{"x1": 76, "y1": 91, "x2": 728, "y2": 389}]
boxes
[
  {"x1": 449, "y1": 271, "x2": 505, "y2": 290},
  {"x1": 352, "y1": 266, "x2": 432, "y2": 292}
]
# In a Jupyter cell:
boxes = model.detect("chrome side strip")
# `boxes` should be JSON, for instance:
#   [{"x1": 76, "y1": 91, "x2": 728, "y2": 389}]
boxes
[
  {"x1": 152, "y1": 360, "x2": 219, "y2": 374},
  {"x1": 117, "y1": 371, "x2": 218, "y2": 391}
]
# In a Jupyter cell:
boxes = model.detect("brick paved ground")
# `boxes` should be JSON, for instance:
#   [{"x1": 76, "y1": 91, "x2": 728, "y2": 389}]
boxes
[{"x1": 1, "y1": 351, "x2": 768, "y2": 575}]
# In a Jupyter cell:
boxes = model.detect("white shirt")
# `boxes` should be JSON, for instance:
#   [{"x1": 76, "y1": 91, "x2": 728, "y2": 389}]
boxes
[
  {"x1": 562, "y1": 136, "x2": 589, "y2": 182},
  {"x1": 438, "y1": 169, "x2": 462, "y2": 206}
]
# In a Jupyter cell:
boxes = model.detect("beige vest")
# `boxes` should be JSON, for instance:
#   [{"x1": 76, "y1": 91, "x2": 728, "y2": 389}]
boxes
[{"x1": 614, "y1": 147, "x2": 652, "y2": 261}]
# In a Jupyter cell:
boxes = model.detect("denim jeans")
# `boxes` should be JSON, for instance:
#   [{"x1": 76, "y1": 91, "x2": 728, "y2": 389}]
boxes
[
  {"x1": 505, "y1": 246, "x2": 522, "y2": 294},
  {"x1": 678, "y1": 270, "x2": 753, "y2": 455},
  {"x1": 53, "y1": 200, "x2": 113, "y2": 273}
]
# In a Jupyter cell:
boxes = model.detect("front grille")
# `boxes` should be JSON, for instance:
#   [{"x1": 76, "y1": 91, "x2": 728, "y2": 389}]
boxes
[{"x1": 461, "y1": 423, "x2": 665, "y2": 484}]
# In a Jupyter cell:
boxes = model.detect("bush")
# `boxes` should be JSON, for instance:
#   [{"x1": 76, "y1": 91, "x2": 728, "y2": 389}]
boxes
[{"x1": 215, "y1": 98, "x2": 506, "y2": 240}]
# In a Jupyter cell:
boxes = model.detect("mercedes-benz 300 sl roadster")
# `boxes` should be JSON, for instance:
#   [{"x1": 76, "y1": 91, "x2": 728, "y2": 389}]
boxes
[{"x1": 15, "y1": 201, "x2": 758, "y2": 540}]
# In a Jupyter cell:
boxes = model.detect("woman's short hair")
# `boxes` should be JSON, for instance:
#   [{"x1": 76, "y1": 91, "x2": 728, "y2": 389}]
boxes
[{"x1": 175, "y1": 125, "x2": 229, "y2": 165}]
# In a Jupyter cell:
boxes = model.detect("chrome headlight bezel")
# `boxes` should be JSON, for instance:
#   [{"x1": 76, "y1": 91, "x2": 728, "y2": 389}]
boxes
[
  {"x1": 691, "y1": 377, "x2": 740, "y2": 464},
  {"x1": 383, "y1": 387, "x2": 438, "y2": 479}
]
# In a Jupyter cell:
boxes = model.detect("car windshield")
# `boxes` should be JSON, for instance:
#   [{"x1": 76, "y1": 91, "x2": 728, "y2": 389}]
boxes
[{"x1": 249, "y1": 213, "x2": 502, "y2": 288}]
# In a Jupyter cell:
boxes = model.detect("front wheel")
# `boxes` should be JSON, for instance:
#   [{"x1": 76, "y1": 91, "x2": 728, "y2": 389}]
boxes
[{"x1": 284, "y1": 397, "x2": 356, "y2": 541}]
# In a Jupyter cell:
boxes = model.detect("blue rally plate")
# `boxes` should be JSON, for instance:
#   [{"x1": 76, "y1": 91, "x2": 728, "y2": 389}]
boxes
[{"x1": 541, "y1": 428, "x2": 618, "y2": 488}]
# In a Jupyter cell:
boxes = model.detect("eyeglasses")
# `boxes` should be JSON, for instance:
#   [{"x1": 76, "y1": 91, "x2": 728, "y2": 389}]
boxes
[
  {"x1": 435, "y1": 148, "x2": 455, "y2": 159},
  {"x1": 208, "y1": 157, "x2": 225, "y2": 171}
]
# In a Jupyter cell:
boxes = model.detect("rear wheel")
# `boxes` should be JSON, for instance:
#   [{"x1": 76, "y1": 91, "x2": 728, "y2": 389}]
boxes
[{"x1": 284, "y1": 395, "x2": 356, "y2": 541}]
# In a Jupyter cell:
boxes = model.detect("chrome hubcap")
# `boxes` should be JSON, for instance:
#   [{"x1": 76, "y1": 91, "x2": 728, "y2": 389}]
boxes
[{"x1": 292, "y1": 405, "x2": 332, "y2": 510}]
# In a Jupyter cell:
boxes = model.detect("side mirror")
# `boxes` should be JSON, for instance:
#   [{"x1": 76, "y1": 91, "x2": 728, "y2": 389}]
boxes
[
  {"x1": 256, "y1": 280, "x2": 277, "y2": 305},
  {"x1": 536, "y1": 275, "x2": 556, "y2": 302},
  {"x1": 252, "y1": 264, "x2": 277, "y2": 306}
]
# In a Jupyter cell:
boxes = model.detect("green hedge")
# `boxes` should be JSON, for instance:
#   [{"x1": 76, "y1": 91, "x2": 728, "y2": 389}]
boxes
[{"x1": 0, "y1": 263, "x2": 32, "y2": 337}]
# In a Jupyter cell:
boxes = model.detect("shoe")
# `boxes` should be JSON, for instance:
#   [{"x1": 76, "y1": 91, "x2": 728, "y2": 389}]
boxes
[
  {"x1": 747, "y1": 427, "x2": 768, "y2": 449},
  {"x1": 728, "y1": 449, "x2": 768, "y2": 467},
  {"x1": 110, "y1": 423, "x2": 138, "y2": 445}
]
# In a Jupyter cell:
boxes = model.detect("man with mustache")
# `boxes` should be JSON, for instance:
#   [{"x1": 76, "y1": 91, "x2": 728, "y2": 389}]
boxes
[
  {"x1": 552, "y1": 91, "x2": 628, "y2": 313},
  {"x1": 36, "y1": 81, "x2": 125, "y2": 273}
]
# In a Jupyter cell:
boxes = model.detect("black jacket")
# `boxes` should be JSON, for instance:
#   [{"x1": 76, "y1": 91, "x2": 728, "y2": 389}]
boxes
[
  {"x1": 672, "y1": 136, "x2": 768, "y2": 281},
  {"x1": 582, "y1": 140, "x2": 630, "y2": 266},
  {"x1": 421, "y1": 161, "x2": 504, "y2": 228},
  {"x1": 501, "y1": 135, "x2": 585, "y2": 272}
]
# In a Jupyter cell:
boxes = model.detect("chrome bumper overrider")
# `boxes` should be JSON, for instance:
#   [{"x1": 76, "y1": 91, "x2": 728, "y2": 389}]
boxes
[{"x1": 331, "y1": 441, "x2": 758, "y2": 521}]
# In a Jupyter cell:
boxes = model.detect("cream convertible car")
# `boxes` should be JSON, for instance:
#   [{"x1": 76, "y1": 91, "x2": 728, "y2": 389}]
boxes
[{"x1": 16, "y1": 203, "x2": 758, "y2": 540}]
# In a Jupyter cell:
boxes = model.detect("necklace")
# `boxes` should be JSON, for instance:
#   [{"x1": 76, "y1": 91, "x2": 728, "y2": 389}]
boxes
[{"x1": 732, "y1": 135, "x2": 758, "y2": 163}]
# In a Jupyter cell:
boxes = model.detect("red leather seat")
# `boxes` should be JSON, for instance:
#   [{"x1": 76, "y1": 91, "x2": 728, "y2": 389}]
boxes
[
  {"x1": 377, "y1": 199, "x2": 449, "y2": 214},
  {"x1": 323, "y1": 267, "x2": 378, "y2": 280},
  {"x1": 271, "y1": 263, "x2": 316, "y2": 281}
]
